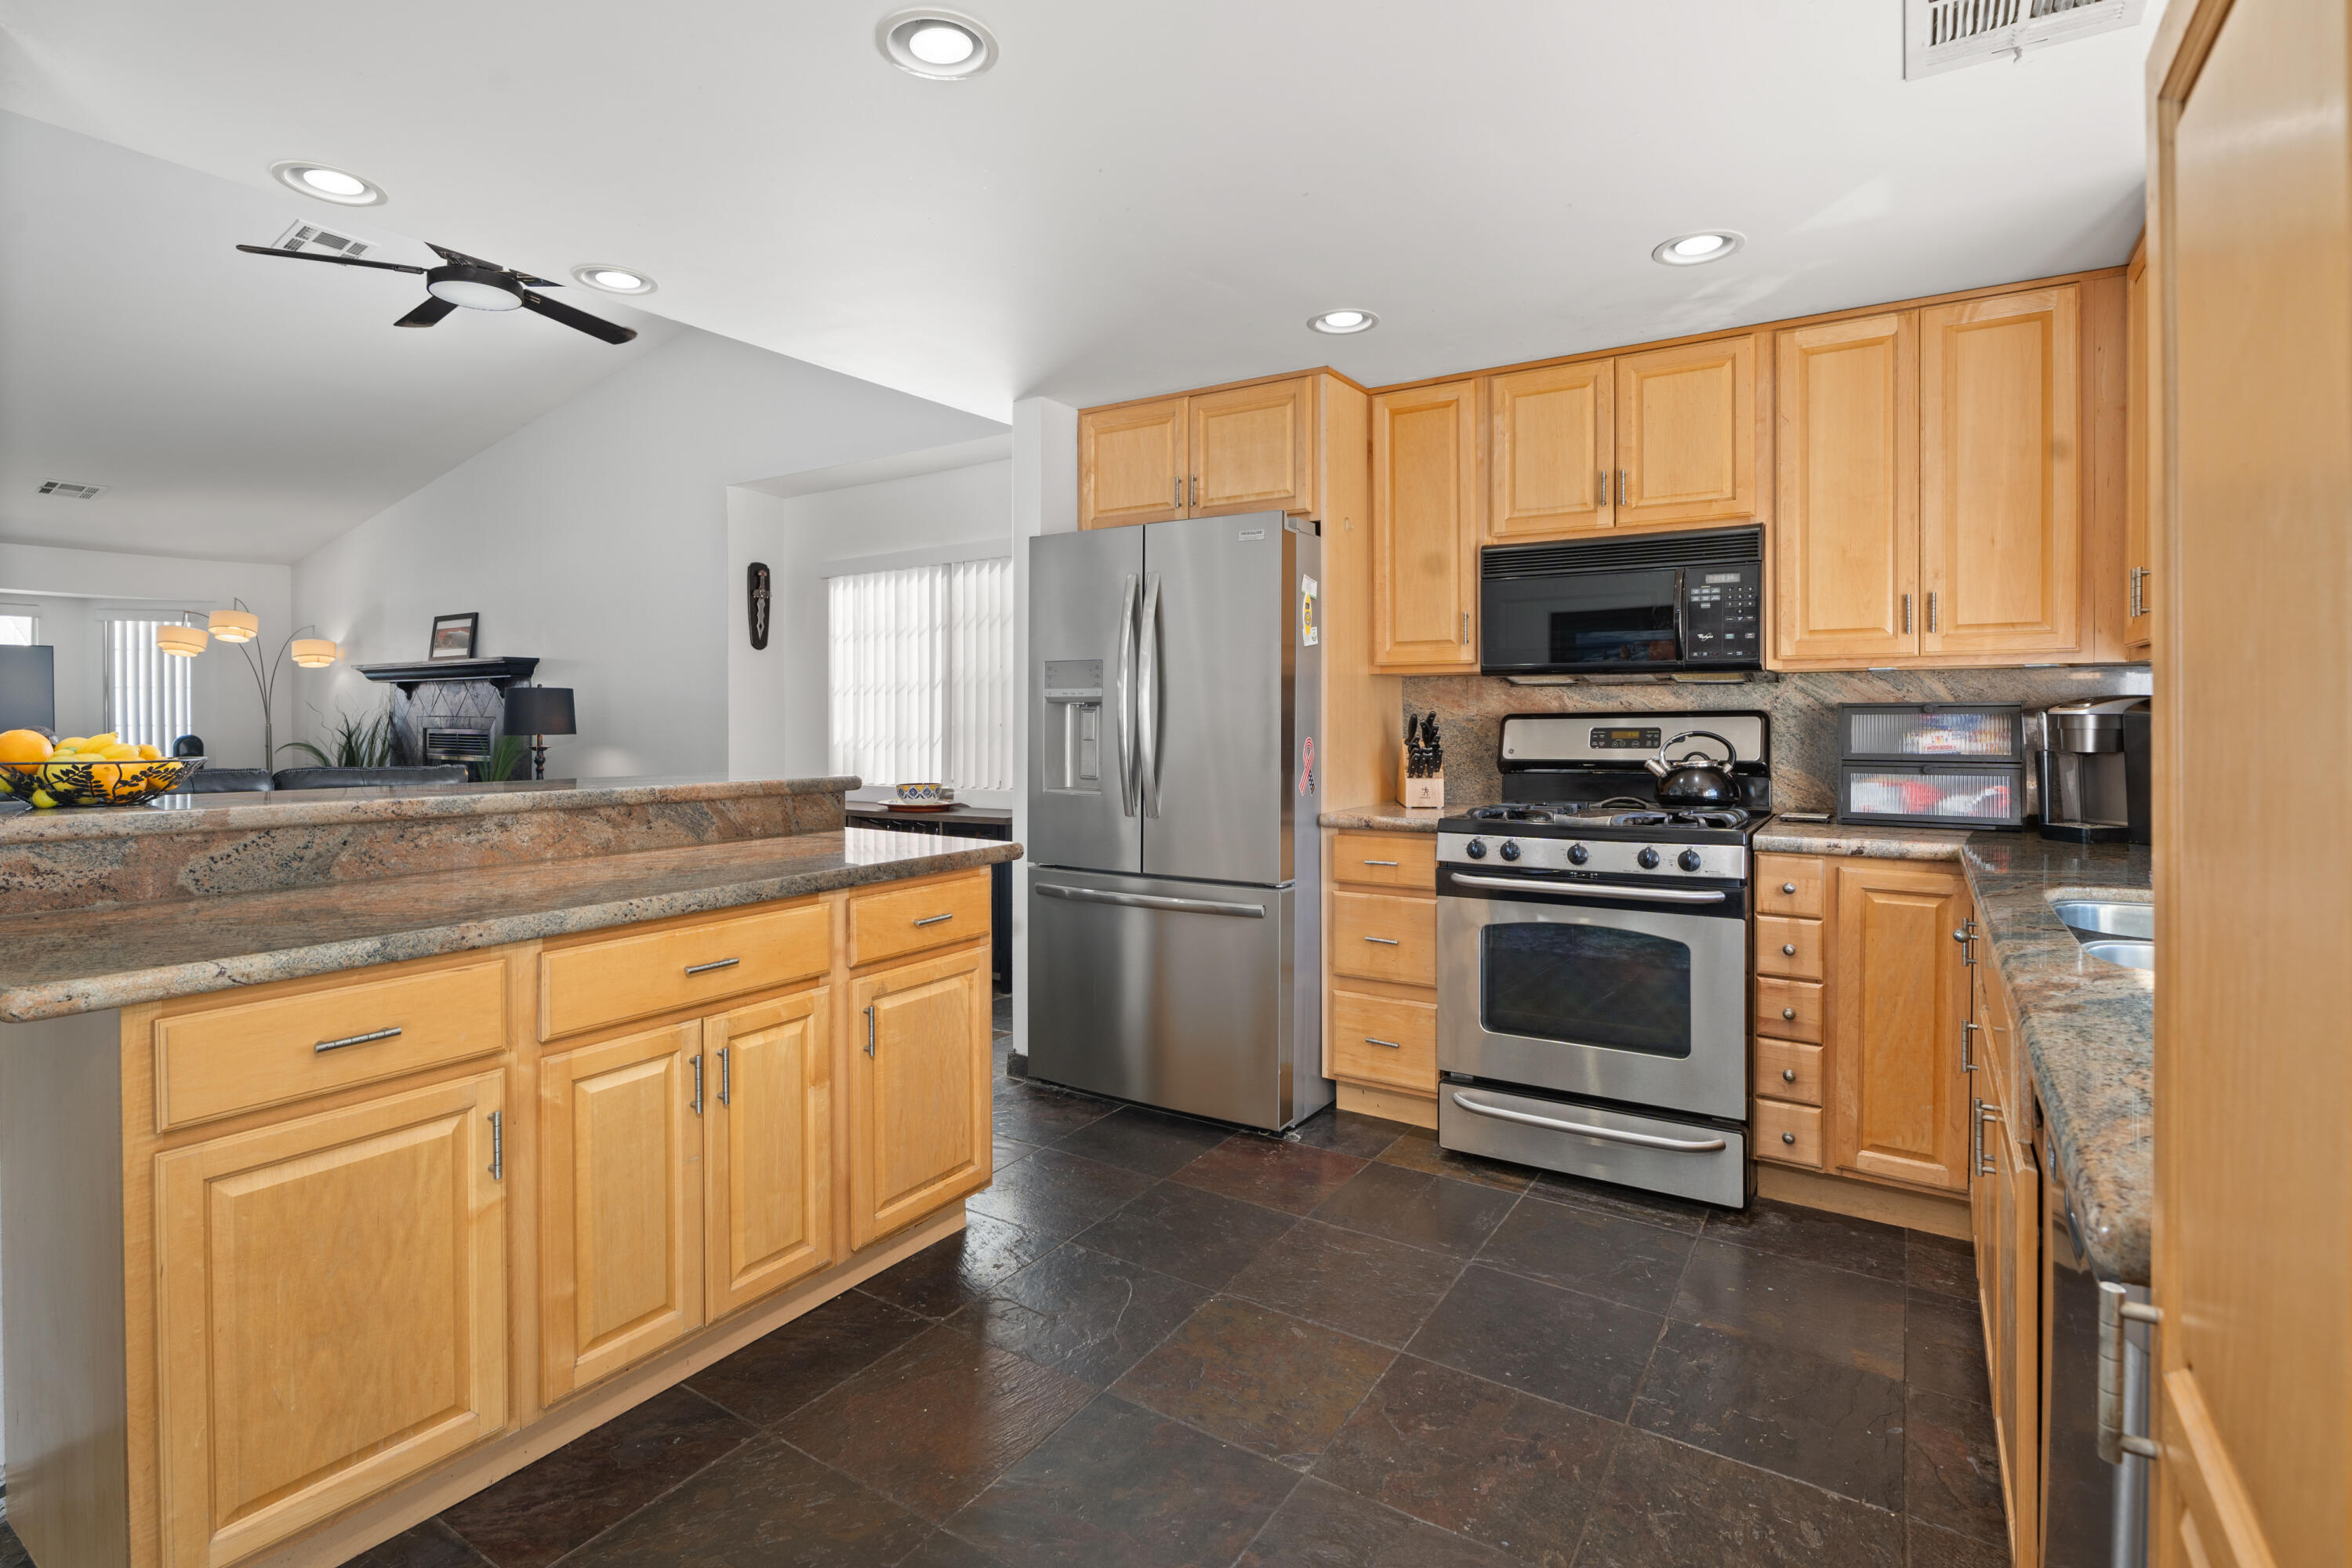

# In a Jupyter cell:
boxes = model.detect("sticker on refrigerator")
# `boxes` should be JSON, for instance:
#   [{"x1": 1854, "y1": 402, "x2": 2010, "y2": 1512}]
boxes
[
  {"x1": 1299, "y1": 575, "x2": 1319, "y2": 647},
  {"x1": 1298, "y1": 735, "x2": 1316, "y2": 796},
  {"x1": 1238, "y1": 528, "x2": 1267, "y2": 540}
]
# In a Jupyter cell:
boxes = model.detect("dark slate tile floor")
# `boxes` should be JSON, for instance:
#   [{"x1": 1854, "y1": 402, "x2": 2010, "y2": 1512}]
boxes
[{"x1": 0, "y1": 1004, "x2": 2005, "y2": 1568}]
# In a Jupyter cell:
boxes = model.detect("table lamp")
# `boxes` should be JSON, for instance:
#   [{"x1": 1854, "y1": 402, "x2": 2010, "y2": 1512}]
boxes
[{"x1": 503, "y1": 686, "x2": 575, "y2": 781}]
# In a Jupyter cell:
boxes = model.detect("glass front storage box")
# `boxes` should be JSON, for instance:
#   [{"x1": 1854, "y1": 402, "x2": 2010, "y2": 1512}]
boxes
[{"x1": 1835, "y1": 704, "x2": 2026, "y2": 829}]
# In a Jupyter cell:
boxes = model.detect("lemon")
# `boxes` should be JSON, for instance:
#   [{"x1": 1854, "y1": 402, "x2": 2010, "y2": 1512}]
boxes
[
  {"x1": 56, "y1": 737, "x2": 87, "y2": 753},
  {"x1": 136, "y1": 744, "x2": 162, "y2": 760},
  {"x1": 85, "y1": 731, "x2": 117, "y2": 748},
  {"x1": 0, "y1": 728, "x2": 52, "y2": 764},
  {"x1": 29, "y1": 789, "x2": 56, "y2": 808},
  {"x1": 101, "y1": 744, "x2": 137, "y2": 760}
]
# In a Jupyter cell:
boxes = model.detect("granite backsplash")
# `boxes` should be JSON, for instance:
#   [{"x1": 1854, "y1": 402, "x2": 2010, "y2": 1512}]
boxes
[{"x1": 1402, "y1": 666, "x2": 2153, "y2": 812}]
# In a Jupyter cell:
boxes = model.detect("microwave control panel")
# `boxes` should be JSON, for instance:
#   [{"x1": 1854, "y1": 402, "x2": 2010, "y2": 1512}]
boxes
[{"x1": 1682, "y1": 564, "x2": 1762, "y2": 663}]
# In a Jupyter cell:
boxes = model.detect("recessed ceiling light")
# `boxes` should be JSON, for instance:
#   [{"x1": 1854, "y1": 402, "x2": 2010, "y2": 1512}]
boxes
[
  {"x1": 270, "y1": 161, "x2": 387, "y2": 206},
  {"x1": 877, "y1": 8, "x2": 996, "y2": 78},
  {"x1": 571, "y1": 264, "x2": 657, "y2": 296},
  {"x1": 1652, "y1": 230, "x2": 1744, "y2": 267},
  {"x1": 1308, "y1": 308, "x2": 1378, "y2": 335}
]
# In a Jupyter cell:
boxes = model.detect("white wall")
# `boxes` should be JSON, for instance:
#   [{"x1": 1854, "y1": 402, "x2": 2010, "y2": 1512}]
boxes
[
  {"x1": 294, "y1": 328, "x2": 1001, "y2": 779},
  {"x1": 727, "y1": 458, "x2": 1012, "y2": 789},
  {"x1": 0, "y1": 540, "x2": 294, "y2": 768},
  {"x1": 1008, "y1": 397, "x2": 1080, "y2": 1060}
]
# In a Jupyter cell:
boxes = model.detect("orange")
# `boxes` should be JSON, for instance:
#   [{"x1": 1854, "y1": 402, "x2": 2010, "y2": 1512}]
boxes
[{"x1": 0, "y1": 729, "x2": 53, "y2": 764}]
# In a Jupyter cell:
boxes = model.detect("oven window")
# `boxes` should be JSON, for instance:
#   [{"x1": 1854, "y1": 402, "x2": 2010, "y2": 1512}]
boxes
[
  {"x1": 1481, "y1": 565, "x2": 1682, "y2": 670},
  {"x1": 1481, "y1": 922, "x2": 1692, "y2": 1058}
]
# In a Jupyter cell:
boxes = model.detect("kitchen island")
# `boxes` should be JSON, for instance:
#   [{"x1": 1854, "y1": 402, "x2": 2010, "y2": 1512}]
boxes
[{"x1": 0, "y1": 775, "x2": 1020, "y2": 1568}]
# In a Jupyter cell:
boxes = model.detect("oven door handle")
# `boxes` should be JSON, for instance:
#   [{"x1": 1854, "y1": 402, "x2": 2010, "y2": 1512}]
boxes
[
  {"x1": 1450, "y1": 1092, "x2": 1729, "y2": 1152},
  {"x1": 1446, "y1": 873, "x2": 1728, "y2": 906}
]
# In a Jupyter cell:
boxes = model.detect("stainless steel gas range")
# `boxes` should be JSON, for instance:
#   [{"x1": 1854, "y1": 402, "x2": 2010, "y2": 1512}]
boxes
[{"x1": 1436, "y1": 712, "x2": 1770, "y2": 1207}]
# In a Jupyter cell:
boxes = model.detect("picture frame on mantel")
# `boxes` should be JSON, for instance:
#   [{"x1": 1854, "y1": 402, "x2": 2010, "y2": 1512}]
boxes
[{"x1": 428, "y1": 612, "x2": 479, "y2": 660}]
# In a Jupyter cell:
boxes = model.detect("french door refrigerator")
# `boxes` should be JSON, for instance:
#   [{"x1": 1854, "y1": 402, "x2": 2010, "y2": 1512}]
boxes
[{"x1": 1026, "y1": 510, "x2": 1329, "y2": 1131}]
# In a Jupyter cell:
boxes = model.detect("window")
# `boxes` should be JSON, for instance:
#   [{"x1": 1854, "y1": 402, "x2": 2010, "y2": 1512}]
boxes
[
  {"x1": 828, "y1": 557, "x2": 1013, "y2": 792},
  {"x1": 0, "y1": 612, "x2": 35, "y2": 646},
  {"x1": 102, "y1": 614, "x2": 198, "y2": 753}
]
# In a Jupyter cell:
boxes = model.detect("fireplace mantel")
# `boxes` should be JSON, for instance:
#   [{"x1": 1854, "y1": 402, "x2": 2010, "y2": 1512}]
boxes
[{"x1": 354, "y1": 657, "x2": 540, "y2": 697}]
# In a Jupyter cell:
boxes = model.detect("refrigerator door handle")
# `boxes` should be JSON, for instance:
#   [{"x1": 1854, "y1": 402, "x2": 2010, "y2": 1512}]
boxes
[
  {"x1": 1116, "y1": 572, "x2": 1139, "y2": 816},
  {"x1": 1138, "y1": 572, "x2": 1163, "y2": 818},
  {"x1": 1035, "y1": 883, "x2": 1267, "y2": 919}
]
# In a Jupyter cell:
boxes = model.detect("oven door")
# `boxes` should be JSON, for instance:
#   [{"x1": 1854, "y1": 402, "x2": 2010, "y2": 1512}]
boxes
[
  {"x1": 1438, "y1": 867, "x2": 1748, "y2": 1120},
  {"x1": 1480, "y1": 564, "x2": 1684, "y2": 673}
]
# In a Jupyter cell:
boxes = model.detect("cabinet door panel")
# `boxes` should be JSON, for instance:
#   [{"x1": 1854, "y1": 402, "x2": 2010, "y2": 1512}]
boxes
[
  {"x1": 847, "y1": 945, "x2": 991, "y2": 1248},
  {"x1": 1371, "y1": 380, "x2": 1480, "y2": 669},
  {"x1": 1920, "y1": 286, "x2": 2082, "y2": 656},
  {"x1": 1831, "y1": 863, "x2": 1971, "y2": 1191},
  {"x1": 2125, "y1": 250, "x2": 2154, "y2": 655},
  {"x1": 1773, "y1": 314, "x2": 1920, "y2": 662},
  {"x1": 1189, "y1": 378, "x2": 1314, "y2": 517},
  {"x1": 1615, "y1": 336, "x2": 1757, "y2": 528},
  {"x1": 155, "y1": 1074, "x2": 506, "y2": 1568},
  {"x1": 1488, "y1": 361, "x2": 1613, "y2": 539},
  {"x1": 706, "y1": 990, "x2": 833, "y2": 1317},
  {"x1": 539, "y1": 1023, "x2": 702, "y2": 1401},
  {"x1": 1081, "y1": 397, "x2": 1189, "y2": 528}
]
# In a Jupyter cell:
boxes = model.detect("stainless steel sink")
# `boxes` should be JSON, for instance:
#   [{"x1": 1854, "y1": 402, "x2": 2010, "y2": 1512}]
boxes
[
  {"x1": 2079, "y1": 937, "x2": 2154, "y2": 972},
  {"x1": 2053, "y1": 899, "x2": 2154, "y2": 942}
]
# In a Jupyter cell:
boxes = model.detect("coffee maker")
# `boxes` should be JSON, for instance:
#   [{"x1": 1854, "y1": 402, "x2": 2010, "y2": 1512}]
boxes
[{"x1": 2035, "y1": 698, "x2": 2151, "y2": 844}]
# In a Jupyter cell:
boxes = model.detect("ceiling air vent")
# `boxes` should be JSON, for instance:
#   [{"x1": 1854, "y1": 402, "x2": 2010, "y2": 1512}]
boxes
[
  {"x1": 271, "y1": 220, "x2": 371, "y2": 260},
  {"x1": 37, "y1": 480, "x2": 107, "y2": 499},
  {"x1": 1905, "y1": 0, "x2": 2147, "y2": 78}
]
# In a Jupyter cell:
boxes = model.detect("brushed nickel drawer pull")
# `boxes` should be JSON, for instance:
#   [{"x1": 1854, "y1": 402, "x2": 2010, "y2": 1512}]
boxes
[
  {"x1": 1781, "y1": 1068, "x2": 1797, "y2": 1083},
  {"x1": 1781, "y1": 881, "x2": 1798, "y2": 895},
  {"x1": 1781, "y1": 1131, "x2": 1797, "y2": 1145},
  {"x1": 1363, "y1": 935, "x2": 1401, "y2": 946},
  {"x1": 913, "y1": 913, "x2": 955, "y2": 927},
  {"x1": 1781, "y1": 1007, "x2": 1797, "y2": 1021},
  {"x1": 1362, "y1": 858, "x2": 1399, "y2": 867},
  {"x1": 686, "y1": 958, "x2": 741, "y2": 976},
  {"x1": 1363, "y1": 1036, "x2": 1403, "y2": 1050},
  {"x1": 315, "y1": 1026, "x2": 401, "y2": 1054},
  {"x1": 1781, "y1": 943, "x2": 1797, "y2": 956}
]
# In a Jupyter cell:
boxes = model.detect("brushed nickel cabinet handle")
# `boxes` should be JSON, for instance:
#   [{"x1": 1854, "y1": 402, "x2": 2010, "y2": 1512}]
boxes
[
  {"x1": 1363, "y1": 1036, "x2": 1403, "y2": 1050},
  {"x1": 1781, "y1": 1131, "x2": 1797, "y2": 1145},
  {"x1": 1362, "y1": 858, "x2": 1399, "y2": 867},
  {"x1": 1460, "y1": 611, "x2": 1470, "y2": 645},
  {"x1": 913, "y1": 913, "x2": 955, "y2": 927},
  {"x1": 686, "y1": 957, "x2": 741, "y2": 976},
  {"x1": 1962, "y1": 1019, "x2": 1981, "y2": 1073},
  {"x1": 865, "y1": 1004, "x2": 877, "y2": 1058},
  {"x1": 1902, "y1": 593, "x2": 1913, "y2": 633},
  {"x1": 1595, "y1": 470, "x2": 1606, "y2": 505},
  {"x1": 691, "y1": 1054, "x2": 703, "y2": 1116},
  {"x1": 1617, "y1": 469, "x2": 1628, "y2": 506},
  {"x1": 1364, "y1": 935, "x2": 1401, "y2": 946},
  {"x1": 717, "y1": 1045, "x2": 731, "y2": 1106},
  {"x1": 1781, "y1": 1007, "x2": 1797, "y2": 1021},
  {"x1": 1781, "y1": 882, "x2": 1798, "y2": 895},
  {"x1": 1781, "y1": 1068, "x2": 1797, "y2": 1083},
  {"x1": 1172, "y1": 477, "x2": 1181, "y2": 510},
  {"x1": 2098, "y1": 1283, "x2": 2166, "y2": 1462},
  {"x1": 315, "y1": 1026, "x2": 401, "y2": 1054},
  {"x1": 488, "y1": 1111, "x2": 503, "y2": 1181},
  {"x1": 1927, "y1": 591, "x2": 1939, "y2": 633}
]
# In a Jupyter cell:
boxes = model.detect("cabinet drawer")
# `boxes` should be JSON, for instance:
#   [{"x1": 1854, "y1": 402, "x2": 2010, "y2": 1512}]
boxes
[
  {"x1": 1754, "y1": 1098, "x2": 1824, "y2": 1168},
  {"x1": 155, "y1": 959, "x2": 507, "y2": 1131},
  {"x1": 1755, "y1": 915, "x2": 1825, "y2": 981},
  {"x1": 1331, "y1": 891, "x2": 1437, "y2": 986},
  {"x1": 848, "y1": 871, "x2": 993, "y2": 967},
  {"x1": 1330, "y1": 988, "x2": 1437, "y2": 1094},
  {"x1": 1756, "y1": 855, "x2": 1828, "y2": 918},
  {"x1": 1754, "y1": 976, "x2": 1825, "y2": 1043},
  {"x1": 1332, "y1": 832, "x2": 1436, "y2": 891},
  {"x1": 542, "y1": 901, "x2": 829, "y2": 1040},
  {"x1": 1753, "y1": 1036, "x2": 1824, "y2": 1106}
]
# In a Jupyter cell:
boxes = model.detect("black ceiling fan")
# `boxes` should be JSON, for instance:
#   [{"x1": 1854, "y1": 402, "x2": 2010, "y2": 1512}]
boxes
[{"x1": 234, "y1": 240, "x2": 637, "y2": 344}]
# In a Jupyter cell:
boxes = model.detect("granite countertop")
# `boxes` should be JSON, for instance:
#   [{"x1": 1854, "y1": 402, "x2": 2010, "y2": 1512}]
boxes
[
  {"x1": 1319, "y1": 801, "x2": 1447, "y2": 833},
  {"x1": 1751, "y1": 818, "x2": 1975, "y2": 860},
  {"x1": 1962, "y1": 836, "x2": 2153, "y2": 1283},
  {"x1": 0, "y1": 826, "x2": 1020, "y2": 1023},
  {"x1": 0, "y1": 774, "x2": 856, "y2": 843}
]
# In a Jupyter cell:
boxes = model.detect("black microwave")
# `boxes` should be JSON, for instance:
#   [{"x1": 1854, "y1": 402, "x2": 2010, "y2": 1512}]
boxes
[{"x1": 1479, "y1": 524, "x2": 1763, "y2": 675}]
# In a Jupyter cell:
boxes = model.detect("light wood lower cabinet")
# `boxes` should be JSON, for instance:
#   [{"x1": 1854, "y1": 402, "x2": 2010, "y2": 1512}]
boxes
[
  {"x1": 1830, "y1": 861, "x2": 1973, "y2": 1192},
  {"x1": 1971, "y1": 953, "x2": 2040, "y2": 1568},
  {"x1": 845, "y1": 944, "x2": 992, "y2": 1250},
  {"x1": 154, "y1": 1073, "x2": 508, "y2": 1568},
  {"x1": 703, "y1": 989, "x2": 833, "y2": 1317},
  {"x1": 1323, "y1": 827, "x2": 1440, "y2": 1115}
]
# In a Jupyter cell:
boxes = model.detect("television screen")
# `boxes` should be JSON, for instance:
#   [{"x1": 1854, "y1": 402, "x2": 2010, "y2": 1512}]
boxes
[{"x1": 0, "y1": 645, "x2": 56, "y2": 732}]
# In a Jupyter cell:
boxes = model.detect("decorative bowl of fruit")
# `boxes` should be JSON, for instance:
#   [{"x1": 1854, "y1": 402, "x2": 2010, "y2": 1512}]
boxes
[{"x1": 0, "y1": 730, "x2": 204, "y2": 808}]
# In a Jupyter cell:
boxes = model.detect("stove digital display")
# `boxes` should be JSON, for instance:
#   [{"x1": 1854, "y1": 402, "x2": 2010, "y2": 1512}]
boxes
[{"x1": 1588, "y1": 727, "x2": 1662, "y2": 750}]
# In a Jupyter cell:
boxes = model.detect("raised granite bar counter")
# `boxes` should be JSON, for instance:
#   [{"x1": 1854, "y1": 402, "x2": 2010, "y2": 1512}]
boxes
[{"x1": 0, "y1": 826, "x2": 1019, "y2": 1022}]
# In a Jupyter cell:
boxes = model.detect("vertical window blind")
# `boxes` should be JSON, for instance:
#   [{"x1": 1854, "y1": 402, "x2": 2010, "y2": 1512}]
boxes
[
  {"x1": 102, "y1": 615, "x2": 198, "y2": 753},
  {"x1": 828, "y1": 557, "x2": 1013, "y2": 793}
]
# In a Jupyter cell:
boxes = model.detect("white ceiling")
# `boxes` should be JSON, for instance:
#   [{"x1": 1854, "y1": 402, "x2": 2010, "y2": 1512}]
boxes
[
  {"x1": 0, "y1": 110, "x2": 680, "y2": 564},
  {"x1": 0, "y1": 1, "x2": 2157, "y2": 442}
]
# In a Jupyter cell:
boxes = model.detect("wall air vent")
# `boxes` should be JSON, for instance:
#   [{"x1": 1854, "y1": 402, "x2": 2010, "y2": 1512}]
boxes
[
  {"x1": 37, "y1": 480, "x2": 107, "y2": 499},
  {"x1": 271, "y1": 220, "x2": 371, "y2": 260},
  {"x1": 1904, "y1": 0, "x2": 2147, "y2": 78}
]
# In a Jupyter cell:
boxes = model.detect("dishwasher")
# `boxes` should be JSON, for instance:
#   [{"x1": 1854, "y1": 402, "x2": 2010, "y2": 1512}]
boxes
[{"x1": 2039, "y1": 1120, "x2": 2154, "y2": 1567}]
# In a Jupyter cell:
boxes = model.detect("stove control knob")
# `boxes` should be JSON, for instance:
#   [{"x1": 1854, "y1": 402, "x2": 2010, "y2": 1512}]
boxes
[
  {"x1": 1637, "y1": 847, "x2": 1661, "y2": 870},
  {"x1": 1465, "y1": 838, "x2": 1487, "y2": 859},
  {"x1": 1678, "y1": 849, "x2": 1704, "y2": 873},
  {"x1": 1498, "y1": 840, "x2": 1521, "y2": 862},
  {"x1": 1566, "y1": 843, "x2": 1589, "y2": 866}
]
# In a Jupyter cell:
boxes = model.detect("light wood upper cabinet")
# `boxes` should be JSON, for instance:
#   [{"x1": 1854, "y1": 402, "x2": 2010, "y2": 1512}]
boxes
[
  {"x1": 2125, "y1": 245, "x2": 2154, "y2": 656},
  {"x1": 1919, "y1": 285, "x2": 2082, "y2": 656},
  {"x1": 1080, "y1": 396, "x2": 1189, "y2": 528},
  {"x1": 1487, "y1": 361, "x2": 1612, "y2": 540},
  {"x1": 1189, "y1": 376, "x2": 1315, "y2": 518},
  {"x1": 539, "y1": 1022, "x2": 704, "y2": 1401},
  {"x1": 845, "y1": 944, "x2": 992, "y2": 1249},
  {"x1": 1614, "y1": 336, "x2": 1759, "y2": 528},
  {"x1": 703, "y1": 989, "x2": 833, "y2": 1319},
  {"x1": 1370, "y1": 379, "x2": 1480, "y2": 670},
  {"x1": 154, "y1": 1073, "x2": 507, "y2": 1568},
  {"x1": 1773, "y1": 313, "x2": 1921, "y2": 663},
  {"x1": 1830, "y1": 862, "x2": 1972, "y2": 1193}
]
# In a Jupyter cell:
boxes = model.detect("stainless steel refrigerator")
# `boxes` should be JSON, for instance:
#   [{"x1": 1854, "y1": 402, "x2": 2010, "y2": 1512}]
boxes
[{"x1": 1025, "y1": 510, "x2": 1329, "y2": 1131}]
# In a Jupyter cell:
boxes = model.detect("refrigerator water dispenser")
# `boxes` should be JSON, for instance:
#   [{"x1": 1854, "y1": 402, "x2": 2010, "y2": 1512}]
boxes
[{"x1": 1041, "y1": 659, "x2": 1105, "y2": 793}]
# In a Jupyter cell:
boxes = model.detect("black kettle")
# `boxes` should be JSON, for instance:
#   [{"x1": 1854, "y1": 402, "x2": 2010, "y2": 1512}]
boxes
[{"x1": 1644, "y1": 731, "x2": 1740, "y2": 808}]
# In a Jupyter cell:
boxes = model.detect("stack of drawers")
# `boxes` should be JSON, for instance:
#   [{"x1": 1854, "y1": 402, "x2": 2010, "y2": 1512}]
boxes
[
  {"x1": 1326, "y1": 829, "x2": 1439, "y2": 1101},
  {"x1": 1751, "y1": 852, "x2": 1830, "y2": 1167}
]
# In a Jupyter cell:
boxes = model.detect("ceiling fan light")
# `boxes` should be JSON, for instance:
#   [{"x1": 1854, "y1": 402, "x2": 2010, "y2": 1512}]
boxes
[
  {"x1": 270, "y1": 161, "x2": 387, "y2": 206},
  {"x1": 426, "y1": 270, "x2": 526, "y2": 311},
  {"x1": 156, "y1": 624, "x2": 209, "y2": 658},
  {"x1": 290, "y1": 639, "x2": 340, "y2": 669}
]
